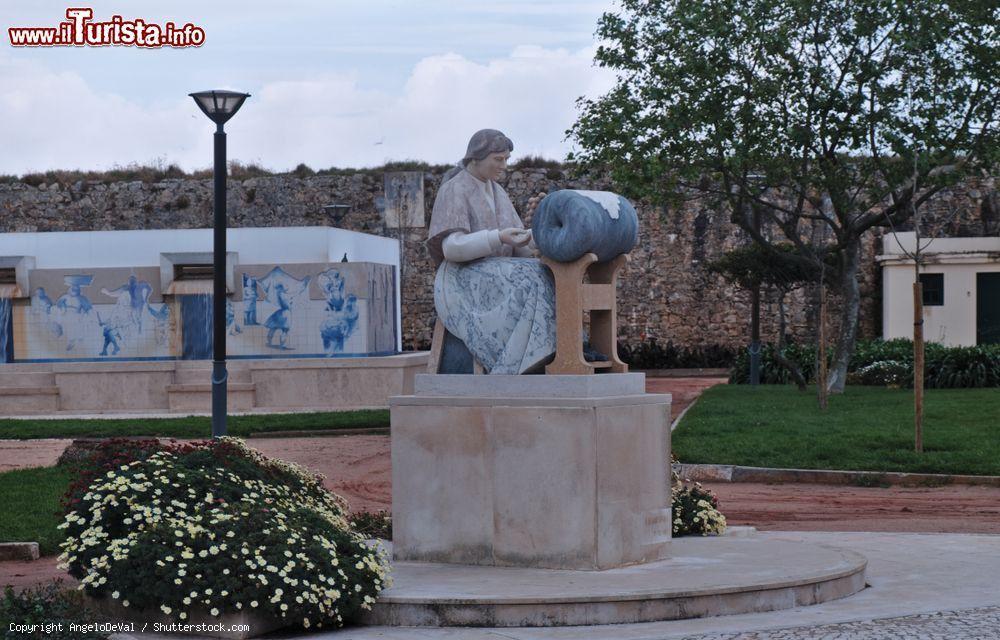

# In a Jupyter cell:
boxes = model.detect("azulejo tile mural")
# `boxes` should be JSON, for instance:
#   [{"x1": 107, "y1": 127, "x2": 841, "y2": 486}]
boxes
[
  {"x1": 9, "y1": 262, "x2": 396, "y2": 362},
  {"x1": 19, "y1": 273, "x2": 172, "y2": 360}
]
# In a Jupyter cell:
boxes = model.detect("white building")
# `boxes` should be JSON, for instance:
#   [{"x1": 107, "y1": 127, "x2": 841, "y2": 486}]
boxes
[{"x1": 879, "y1": 231, "x2": 1000, "y2": 346}]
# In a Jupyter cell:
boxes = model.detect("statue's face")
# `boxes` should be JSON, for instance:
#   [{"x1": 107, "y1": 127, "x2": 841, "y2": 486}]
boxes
[{"x1": 471, "y1": 151, "x2": 509, "y2": 181}]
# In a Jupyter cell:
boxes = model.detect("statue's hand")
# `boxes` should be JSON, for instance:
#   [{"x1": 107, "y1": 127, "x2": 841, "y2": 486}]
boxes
[
  {"x1": 525, "y1": 192, "x2": 547, "y2": 219},
  {"x1": 500, "y1": 227, "x2": 532, "y2": 247}
]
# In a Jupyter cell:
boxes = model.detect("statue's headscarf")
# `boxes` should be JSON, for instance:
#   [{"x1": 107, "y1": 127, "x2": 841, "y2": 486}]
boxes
[
  {"x1": 427, "y1": 129, "x2": 522, "y2": 265},
  {"x1": 441, "y1": 129, "x2": 514, "y2": 184}
]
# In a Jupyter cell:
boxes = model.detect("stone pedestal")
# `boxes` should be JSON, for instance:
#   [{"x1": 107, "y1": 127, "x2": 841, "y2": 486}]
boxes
[{"x1": 390, "y1": 373, "x2": 671, "y2": 570}]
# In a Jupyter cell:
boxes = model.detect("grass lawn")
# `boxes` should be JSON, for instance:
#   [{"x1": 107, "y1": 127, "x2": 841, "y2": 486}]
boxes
[
  {"x1": 0, "y1": 409, "x2": 389, "y2": 440},
  {"x1": 674, "y1": 385, "x2": 1000, "y2": 476},
  {"x1": 0, "y1": 466, "x2": 73, "y2": 556}
]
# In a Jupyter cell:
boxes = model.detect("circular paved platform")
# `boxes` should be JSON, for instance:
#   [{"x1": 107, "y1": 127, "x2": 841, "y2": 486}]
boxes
[{"x1": 362, "y1": 537, "x2": 867, "y2": 627}]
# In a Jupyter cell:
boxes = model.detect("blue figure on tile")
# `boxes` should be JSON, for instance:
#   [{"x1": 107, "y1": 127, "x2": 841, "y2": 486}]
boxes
[
  {"x1": 56, "y1": 279, "x2": 93, "y2": 315},
  {"x1": 96, "y1": 311, "x2": 123, "y2": 356},
  {"x1": 264, "y1": 283, "x2": 292, "y2": 349},
  {"x1": 318, "y1": 269, "x2": 346, "y2": 312},
  {"x1": 56, "y1": 275, "x2": 95, "y2": 351},
  {"x1": 101, "y1": 275, "x2": 153, "y2": 333},
  {"x1": 226, "y1": 300, "x2": 242, "y2": 336},
  {"x1": 147, "y1": 303, "x2": 171, "y2": 346},
  {"x1": 31, "y1": 288, "x2": 63, "y2": 338},
  {"x1": 32, "y1": 287, "x2": 54, "y2": 313},
  {"x1": 320, "y1": 293, "x2": 360, "y2": 355},
  {"x1": 242, "y1": 274, "x2": 259, "y2": 325},
  {"x1": 260, "y1": 267, "x2": 311, "y2": 351}
]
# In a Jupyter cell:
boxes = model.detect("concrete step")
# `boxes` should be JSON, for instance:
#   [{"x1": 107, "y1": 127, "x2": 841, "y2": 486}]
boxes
[
  {"x1": 0, "y1": 371, "x2": 57, "y2": 388},
  {"x1": 362, "y1": 537, "x2": 867, "y2": 627},
  {"x1": 173, "y1": 365, "x2": 252, "y2": 384},
  {"x1": 166, "y1": 382, "x2": 255, "y2": 413},
  {"x1": 0, "y1": 386, "x2": 60, "y2": 414}
]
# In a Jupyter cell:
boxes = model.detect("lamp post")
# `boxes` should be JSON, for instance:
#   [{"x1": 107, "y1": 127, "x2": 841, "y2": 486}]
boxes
[{"x1": 189, "y1": 90, "x2": 250, "y2": 438}]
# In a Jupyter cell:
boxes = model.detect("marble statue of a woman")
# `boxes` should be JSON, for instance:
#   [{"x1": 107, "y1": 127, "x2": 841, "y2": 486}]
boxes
[{"x1": 427, "y1": 129, "x2": 555, "y2": 374}]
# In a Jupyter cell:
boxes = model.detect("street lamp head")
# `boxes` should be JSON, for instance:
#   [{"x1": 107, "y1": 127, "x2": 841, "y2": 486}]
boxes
[{"x1": 189, "y1": 90, "x2": 250, "y2": 126}]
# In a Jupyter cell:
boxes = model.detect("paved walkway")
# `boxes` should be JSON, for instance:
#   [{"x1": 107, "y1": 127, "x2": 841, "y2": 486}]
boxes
[
  {"x1": 676, "y1": 607, "x2": 1000, "y2": 639},
  {"x1": 113, "y1": 531, "x2": 1000, "y2": 640}
]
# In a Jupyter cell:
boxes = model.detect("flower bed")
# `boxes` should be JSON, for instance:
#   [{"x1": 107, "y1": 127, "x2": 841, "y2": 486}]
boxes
[
  {"x1": 57, "y1": 438, "x2": 389, "y2": 633},
  {"x1": 670, "y1": 463, "x2": 727, "y2": 536}
]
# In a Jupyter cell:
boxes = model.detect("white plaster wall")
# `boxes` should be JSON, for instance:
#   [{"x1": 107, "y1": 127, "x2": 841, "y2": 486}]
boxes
[
  {"x1": 0, "y1": 226, "x2": 402, "y2": 351},
  {"x1": 882, "y1": 260, "x2": 1000, "y2": 347}
]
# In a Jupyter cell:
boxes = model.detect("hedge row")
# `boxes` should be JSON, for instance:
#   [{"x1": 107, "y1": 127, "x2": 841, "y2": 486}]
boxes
[{"x1": 730, "y1": 339, "x2": 1000, "y2": 388}]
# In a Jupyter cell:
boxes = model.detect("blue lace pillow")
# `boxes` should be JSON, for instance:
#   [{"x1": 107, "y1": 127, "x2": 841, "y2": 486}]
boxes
[{"x1": 531, "y1": 190, "x2": 639, "y2": 263}]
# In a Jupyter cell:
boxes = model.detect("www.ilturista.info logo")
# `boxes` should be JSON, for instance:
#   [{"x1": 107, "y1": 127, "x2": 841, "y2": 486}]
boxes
[{"x1": 8, "y1": 8, "x2": 205, "y2": 48}]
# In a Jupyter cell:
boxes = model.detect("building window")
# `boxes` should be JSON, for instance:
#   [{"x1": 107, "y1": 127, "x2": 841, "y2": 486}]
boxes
[{"x1": 920, "y1": 273, "x2": 944, "y2": 306}]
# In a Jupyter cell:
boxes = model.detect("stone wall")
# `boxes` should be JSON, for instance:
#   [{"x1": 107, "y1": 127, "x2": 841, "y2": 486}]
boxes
[{"x1": 1, "y1": 169, "x2": 995, "y2": 354}]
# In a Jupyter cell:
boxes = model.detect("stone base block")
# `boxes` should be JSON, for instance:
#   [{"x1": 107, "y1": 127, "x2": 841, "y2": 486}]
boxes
[
  {"x1": 0, "y1": 387, "x2": 59, "y2": 414},
  {"x1": 166, "y1": 383, "x2": 256, "y2": 413},
  {"x1": 390, "y1": 374, "x2": 672, "y2": 570},
  {"x1": 0, "y1": 542, "x2": 40, "y2": 561}
]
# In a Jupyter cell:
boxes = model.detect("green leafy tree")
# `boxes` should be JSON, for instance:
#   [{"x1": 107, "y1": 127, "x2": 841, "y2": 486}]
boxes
[
  {"x1": 709, "y1": 243, "x2": 818, "y2": 389},
  {"x1": 569, "y1": 0, "x2": 1000, "y2": 392}
]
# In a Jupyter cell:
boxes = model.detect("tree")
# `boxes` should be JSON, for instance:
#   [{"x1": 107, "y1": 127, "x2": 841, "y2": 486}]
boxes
[
  {"x1": 709, "y1": 243, "x2": 819, "y2": 390},
  {"x1": 569, "y1": 0, "x2": 1000, "y2": 392},
  {"x1": 883, "y1": 147, "x2": 964, "y2": 452}
]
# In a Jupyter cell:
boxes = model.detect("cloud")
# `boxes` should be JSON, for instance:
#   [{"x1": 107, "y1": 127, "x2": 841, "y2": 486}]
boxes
[
  {"x1": 0, "y1": 53, "x2": 203, "y2": 175},
  {"x1": 0, "y1": 45, "x2": 616, "y2": 175}
]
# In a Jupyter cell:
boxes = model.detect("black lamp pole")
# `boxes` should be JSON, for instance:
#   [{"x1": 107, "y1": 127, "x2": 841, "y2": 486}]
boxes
[{"x1": 189, "y1": 90, "x2": 250, "y2": 438}]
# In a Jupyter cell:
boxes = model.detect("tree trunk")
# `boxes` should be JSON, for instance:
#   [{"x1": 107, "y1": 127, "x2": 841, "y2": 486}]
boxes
[
  {"x1": 826, "y1": 237, "x2": 862, "y2": 394},
  {"x1": 913, "y1": 280, "x2": 924, "y2": 453},
  {"x1": 775, "y1": 292, "x2": 807, "y2": 391},
  {"x1": 817, "y1": 284, "x2": 828, "y2": 409}
]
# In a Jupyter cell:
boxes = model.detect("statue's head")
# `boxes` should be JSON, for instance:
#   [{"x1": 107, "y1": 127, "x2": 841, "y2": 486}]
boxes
[{"x1": 463, "y1": 129, "x2": 513, "y2": 182}]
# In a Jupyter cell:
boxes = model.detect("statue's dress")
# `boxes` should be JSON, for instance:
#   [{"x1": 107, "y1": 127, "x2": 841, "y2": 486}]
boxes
[{"x1": 427, "y1": 169, "x2": 556, "y2": 374}]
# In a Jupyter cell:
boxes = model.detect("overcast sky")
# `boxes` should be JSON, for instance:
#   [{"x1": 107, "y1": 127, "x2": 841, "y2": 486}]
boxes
[{"x1": 1, "y1": 1, "x2": 618, "y2": 176}]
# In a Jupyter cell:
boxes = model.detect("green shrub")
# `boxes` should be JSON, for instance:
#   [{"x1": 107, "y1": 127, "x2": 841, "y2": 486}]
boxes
[
  {"x1": 729, "y1": 342, "x2": 817, "y2": 384},
  {"x1": 1, "y1": 581, "x2": 108, "y2": 639},
  {"x1": 852, "y1": 360, "x2": 911, "y2": 387},
  {"x1": 925, "y1": 345, "x2": 1000, "y2": 388},
  {"x1": 619, "y1": 338, "x2": 737, "y2": 369},
  {"x1": 58, "y1": 438, "x2": 389, "y2": 631},
  {"x1": 348, "y1": 510, "x2": 392, "y2": 540},
  {"x1": 61, "y1": 438, "x2": 167, "y2": 515},
  {"x1": 671, "y1": 483, "x2": 727, "y2": 536},
  {"x1": 731, "y1": 339, "x2": 1000, "y2": 389}
]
